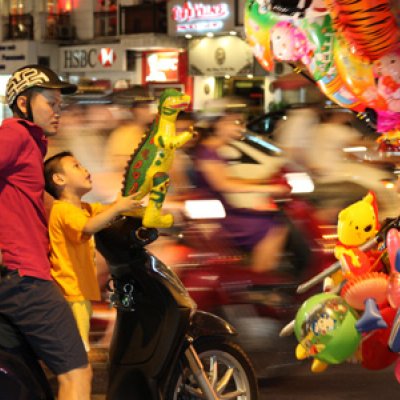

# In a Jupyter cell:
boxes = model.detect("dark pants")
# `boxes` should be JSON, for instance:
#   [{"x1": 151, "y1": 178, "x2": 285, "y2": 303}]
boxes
[{"x1": 0, "y1": 270, "x2": 88, "y2": 375}]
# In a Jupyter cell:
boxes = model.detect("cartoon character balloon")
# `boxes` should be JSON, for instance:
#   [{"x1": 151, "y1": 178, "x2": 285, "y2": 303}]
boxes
[
  {"x1": 375, "y1": 49, "x2": 400, "y2": 113},
  {"x1": 294, "y1": 293, "x2": 361, "y2": 373},
  {"x1": 334, "y1": 34, "x2": 387, "y2": 110},
  {"x1": 270, "y1": 21, "x2": 314, "y2": 65},
  {"x1": 244, "y1": 0, "x2": 400, "y2": 146},
  {"x1": 326, "y1": 0, "x2": 399, "y2": 62}
]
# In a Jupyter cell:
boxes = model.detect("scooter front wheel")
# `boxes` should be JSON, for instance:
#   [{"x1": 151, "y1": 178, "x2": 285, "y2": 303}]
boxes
[{"x1": 167, "y1": 337, "x2": 259, "y2": 400}]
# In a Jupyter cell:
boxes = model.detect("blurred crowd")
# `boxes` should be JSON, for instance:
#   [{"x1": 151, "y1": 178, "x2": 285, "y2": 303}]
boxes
[
  {"x1": 46, "y1": 89, "x2": 400, "y2": 287},
  {"x1": 44, "y1": 87, "x2": 400, "y2": 351},
  {"x1": 49, "y1": 91, "x2": 400, "y2": 215}
]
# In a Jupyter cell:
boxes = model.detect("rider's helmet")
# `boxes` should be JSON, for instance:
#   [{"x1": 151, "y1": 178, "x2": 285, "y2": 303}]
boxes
[
  {"x1": 6, "y1": 64, "x2": 77, "y2": 120},
  {"x1": 201, "y1": 96, "x2": 248, "y2": 120},
  {"x1": 195, "y1": 96, "x2": 248, "y2": 137}
]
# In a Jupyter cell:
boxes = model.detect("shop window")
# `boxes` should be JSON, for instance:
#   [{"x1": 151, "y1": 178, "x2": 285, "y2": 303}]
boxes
[
  {"x1": 45, "y1": 0, "x2": 75, "y2": 13},
  {"x1": 126, "y1": 50, "x2": 137, "y2": 72},
  {"x1": 94, "y1": 0, "x2": 117, "y2": 37},
  {"x1": 97, "y1": 0, "x2": 117, "y2": 12},
  {"x1": 120, "y1": 2, "x2": 167, "y2": 34},
  {"x1": 10, "y1": 0, "x2": 26, "y2": 14},
  {"x1": 43, "y1": 10, "x2": 76, "y2": 41},
  {"x1": 226, "y1": 78, "x2": 265, "y2": 115},
  {"x1": 5, "y1": 13, "x2": 33, "y2": 40}
]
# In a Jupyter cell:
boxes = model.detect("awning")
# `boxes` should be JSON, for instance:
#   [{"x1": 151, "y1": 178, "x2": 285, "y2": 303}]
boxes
[{"x1": 272, "y1": 72, "x2": 314, "y2": 90}]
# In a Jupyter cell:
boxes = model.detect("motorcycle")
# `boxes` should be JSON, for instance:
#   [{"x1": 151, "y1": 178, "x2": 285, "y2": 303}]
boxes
[
  {"x1": 0, "y1": 216, "x2": 259, "y2": 400},
  {"x1": 95, "y1": 215, "x2": 258, "y2": 399},
  {"x1": 154, "y1": 191, "x2": 337, "y2": 379}
]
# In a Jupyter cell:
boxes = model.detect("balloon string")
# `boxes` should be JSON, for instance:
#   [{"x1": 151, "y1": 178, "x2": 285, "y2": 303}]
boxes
[{"x1": 370, "y1": 250, "x2": 386, "y2": 273}]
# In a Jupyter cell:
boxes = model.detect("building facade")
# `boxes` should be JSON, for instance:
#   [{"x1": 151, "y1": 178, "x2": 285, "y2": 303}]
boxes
[{"x1": 0, "y1": 0, "x2": 319, "y2": 114}]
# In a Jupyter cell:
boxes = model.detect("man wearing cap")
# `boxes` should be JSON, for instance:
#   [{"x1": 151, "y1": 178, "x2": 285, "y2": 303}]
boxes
[{"x1": 0, "y1": 65, "x2": 92, "y2": 399}]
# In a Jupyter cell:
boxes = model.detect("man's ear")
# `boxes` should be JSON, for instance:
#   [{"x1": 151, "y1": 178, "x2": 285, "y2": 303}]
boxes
[{"x1": 15, "y1": 95, "x2": 28, "y2": 114}]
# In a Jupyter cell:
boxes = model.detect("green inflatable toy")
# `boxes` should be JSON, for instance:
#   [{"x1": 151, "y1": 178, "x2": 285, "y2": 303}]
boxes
[{"x1": 294, "y1": 292, "x2": 361, "y2": 373}]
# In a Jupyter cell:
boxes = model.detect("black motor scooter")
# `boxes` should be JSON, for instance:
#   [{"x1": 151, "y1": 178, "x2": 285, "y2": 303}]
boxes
[
  {"x1": 0, "y1": 215, "x2": 259, "y2": 400},
  {"x1": 95, "y1": 215, "x2": 258, "y2": 399}
]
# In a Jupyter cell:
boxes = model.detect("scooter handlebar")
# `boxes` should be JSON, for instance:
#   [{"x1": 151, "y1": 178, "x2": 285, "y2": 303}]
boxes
[{"x1": 296, "y1": 232, "x2": 383, "y2": 294}]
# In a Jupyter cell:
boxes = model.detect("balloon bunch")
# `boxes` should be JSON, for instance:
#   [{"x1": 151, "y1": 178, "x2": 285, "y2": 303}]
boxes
[
  {"x1": 244, "y1": 0, "x2": 400, "y2": 148},
  {"x1": 284, "y1": 192, "x2": 400, "y2": 381}
]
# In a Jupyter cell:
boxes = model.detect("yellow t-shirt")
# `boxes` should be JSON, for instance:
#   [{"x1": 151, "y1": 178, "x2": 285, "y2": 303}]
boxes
[{"x1": 49, "y1": 200, "x2": 107, "y2": 302}]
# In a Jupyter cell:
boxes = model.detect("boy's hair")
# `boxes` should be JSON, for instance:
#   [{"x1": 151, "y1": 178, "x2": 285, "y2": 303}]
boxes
[{"x1": 44, "y1": 151, "x2": 73, "y2": 199}]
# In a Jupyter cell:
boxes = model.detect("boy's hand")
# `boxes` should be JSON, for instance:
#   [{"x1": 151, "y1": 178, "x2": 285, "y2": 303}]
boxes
[{"x1": 114, "y1": 193, "x2": 143, "y2": 214}]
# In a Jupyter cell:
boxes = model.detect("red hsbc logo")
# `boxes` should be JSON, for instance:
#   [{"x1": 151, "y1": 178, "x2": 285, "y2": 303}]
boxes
[{"x1": 98, "y1": 48, "x2": 116, "y2": 67}]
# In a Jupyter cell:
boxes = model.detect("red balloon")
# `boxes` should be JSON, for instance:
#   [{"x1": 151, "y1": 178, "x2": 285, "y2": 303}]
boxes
[{"x1": 361, "y1": 307, "x2": 399, "y2": 370}]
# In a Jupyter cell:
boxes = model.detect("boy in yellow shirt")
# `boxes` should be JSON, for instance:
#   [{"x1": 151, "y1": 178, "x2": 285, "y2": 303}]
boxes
[{"x1": 44, "y1": 151, "x2": 142, "y2": 351}]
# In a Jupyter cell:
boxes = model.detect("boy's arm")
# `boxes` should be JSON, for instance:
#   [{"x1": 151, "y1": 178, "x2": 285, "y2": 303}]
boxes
[
  {"x1": 83, "y1": 195, "x2": 141, "y2": 235},
  {"x1": 82, "y1": 203, "x2": 121, "y2": 235}
]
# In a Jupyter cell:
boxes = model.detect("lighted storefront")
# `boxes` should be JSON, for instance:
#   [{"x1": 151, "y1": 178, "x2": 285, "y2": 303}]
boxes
[
  {"x1": 168, "y1": 0, "x2": 237, "y2": 37},
  {"x1": 168, "y1": 0, "x2": 266, "y2": 111},
  {"x1": 142, "y1": 50, "x2": 193, "y2": 103},
  {"x1": 59, "y1": 42, "x2": 137, "y2": 93}
]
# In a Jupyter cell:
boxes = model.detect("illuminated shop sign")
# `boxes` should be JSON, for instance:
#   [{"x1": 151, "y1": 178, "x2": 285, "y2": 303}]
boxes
[
  {"x1": 189, "y1": 36, "x2": 253, "y2": 76},
  {"x1": 145, "y1": 52, "x2": 179, "y2": 82},
  {"x1": 64, "y1": 48, "x2": 117, "y2": 68},
  {"x1": 61, "y1": 45, "x2": 122, "y2": 72},
  {"x1": 64, "y1": 49, "x2": 97, "y2": 68},
  {"x1": 171, "y1": 1, "x2": 230, "y2": 33},
  {"x1": 98, "y1": 48, "x2": 116, "y2": 67}
]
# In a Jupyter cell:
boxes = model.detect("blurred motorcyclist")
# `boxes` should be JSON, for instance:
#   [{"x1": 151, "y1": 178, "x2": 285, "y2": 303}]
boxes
[
  {"x1": 275, "y1": 107, "x2": 400, "y2": 222},
  {"x1": 103, "y1": 86, "x2": 157, "y2": 199},
  {"x1": 191, "y1": 97, "x2": 291, "y2": 273}
]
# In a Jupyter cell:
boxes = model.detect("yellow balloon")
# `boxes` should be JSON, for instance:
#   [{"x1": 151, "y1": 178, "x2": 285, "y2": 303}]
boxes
[
  {"x1": 317, "y1": 71, "x2": 365, "y2": 112},
  {"x1": 244, "y1": 14, "x2": 275, "y2": 72},
  {"x1": 334, "y1": 34, "x2": 387, "y2": 110}
]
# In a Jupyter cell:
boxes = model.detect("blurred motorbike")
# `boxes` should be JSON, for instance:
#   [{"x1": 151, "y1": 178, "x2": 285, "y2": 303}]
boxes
[{"x1": 158, "y1": 186, "x2": 337, "y2": 378}]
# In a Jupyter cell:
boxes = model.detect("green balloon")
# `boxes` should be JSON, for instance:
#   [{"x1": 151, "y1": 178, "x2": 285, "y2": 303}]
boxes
[
  {"x1": 299, "y1": 14, "x2": 335, "y2": 81},
  {"x1": 295, "y1": 293, "x2": 361, "y2": 364},
  {"x1": 244, "y1": 0, "x2": 279, "y2": 30}
]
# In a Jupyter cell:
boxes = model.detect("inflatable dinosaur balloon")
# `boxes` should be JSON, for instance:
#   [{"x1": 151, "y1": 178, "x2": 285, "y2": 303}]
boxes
[{"x1": 122, "y1": 89, "x2": 193, "y2": 228}]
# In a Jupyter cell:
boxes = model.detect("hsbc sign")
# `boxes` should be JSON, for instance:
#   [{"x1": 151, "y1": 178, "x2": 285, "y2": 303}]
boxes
[
  {"x1": 60, "y1": 45, "x2": 123, "y2": 72},
  {"x1": 98, "y1": 48, "x2": 116, "y2": 67},
  {"x1": 63, "y1": 49, "x2": 97, "y2": 69}
]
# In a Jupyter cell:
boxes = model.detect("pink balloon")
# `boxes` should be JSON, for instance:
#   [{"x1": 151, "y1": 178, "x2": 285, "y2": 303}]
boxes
[
  {"x1": 386, "y1": 228, "x2": 400, "y2": 273},
  {"x1": 388, "y1": 273, "x2": 400, "y2": 308},
  {"x1": 270, "y1": 21, "x2": 314, "y2": 65}
]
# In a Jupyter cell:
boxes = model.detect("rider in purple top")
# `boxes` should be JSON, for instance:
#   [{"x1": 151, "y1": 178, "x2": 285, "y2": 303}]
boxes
[
  {"x1": 193, "y1": 144, "x2": 286, "y2": 251},
  {"x1": 192, "y1": 98, "x2": 290, "y2": 273}
]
